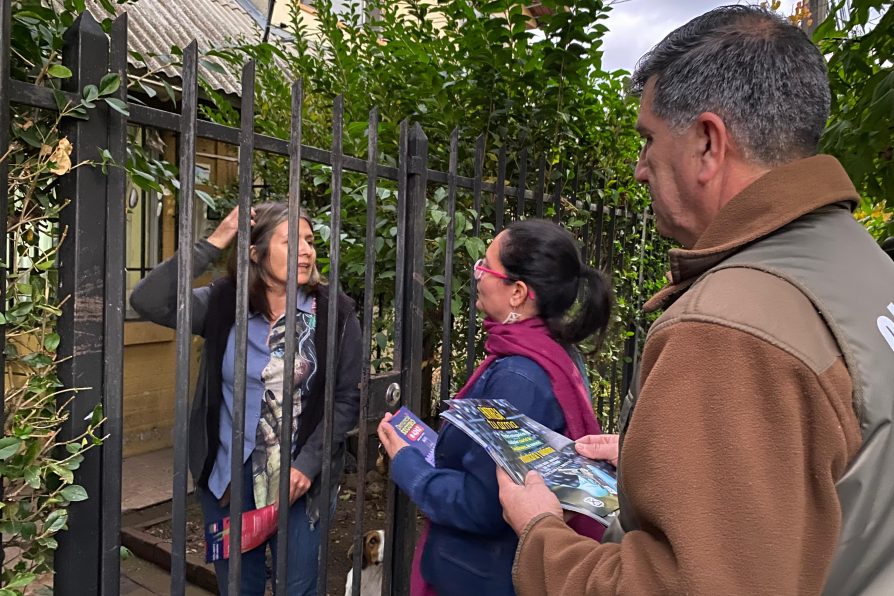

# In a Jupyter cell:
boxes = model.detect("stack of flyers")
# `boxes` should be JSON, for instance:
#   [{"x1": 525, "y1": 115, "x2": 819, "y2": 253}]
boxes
[
  {"x1": 442, "y1": 399, "x2": 619, "y2": 525},
  {"x1": 205, "y1": 503, "x2": 279, "y2": 562},
  {"x1": 388, "y1": 406, "x2": 438, "y2": 465}
]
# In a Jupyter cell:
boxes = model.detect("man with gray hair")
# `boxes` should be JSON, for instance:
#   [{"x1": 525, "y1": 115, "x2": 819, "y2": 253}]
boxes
[{"x1": 497, "y1": 5, "x2": 894, "y2": 594}]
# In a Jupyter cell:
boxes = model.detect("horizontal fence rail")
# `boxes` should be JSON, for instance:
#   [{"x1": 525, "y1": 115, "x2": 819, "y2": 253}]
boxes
[{"x1": 0, "y1": 5, "x2": 661, "y2": 595}]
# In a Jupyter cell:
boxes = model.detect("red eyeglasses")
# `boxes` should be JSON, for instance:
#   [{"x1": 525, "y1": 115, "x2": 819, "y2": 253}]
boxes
[
  {"x1": 473, "y1": 258, "x2": 508, "y2": 281},
  {"x1": 473, "y1": 259, "x2": 535, "y2": 299}
]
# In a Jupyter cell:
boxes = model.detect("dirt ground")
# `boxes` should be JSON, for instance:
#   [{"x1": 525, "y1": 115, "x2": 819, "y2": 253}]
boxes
[{"x1": 138, "y1": 468, "x2": 408, "y2": 596}]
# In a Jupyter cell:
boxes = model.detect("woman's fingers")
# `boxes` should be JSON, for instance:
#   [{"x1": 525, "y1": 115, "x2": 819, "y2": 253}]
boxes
[
  {"x1": 289, "y1": 468, "x2": 311, "y2": 504},
  {"x1": 376, "y1": 414, "x2": 408, "y2": 459},
  {"x1": 206, "y1": 206, "x2": 241, "y2": 249}
]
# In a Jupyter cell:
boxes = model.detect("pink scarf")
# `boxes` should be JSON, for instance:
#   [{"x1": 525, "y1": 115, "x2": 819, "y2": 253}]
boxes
[{"x1": 411, "y1": 318, "x2": 603, "y2": 595}]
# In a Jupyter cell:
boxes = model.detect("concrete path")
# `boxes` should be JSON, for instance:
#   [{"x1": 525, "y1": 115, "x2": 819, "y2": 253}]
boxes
[{"x1": 123, "y1": 447, "x2": 194, "y2": 513}]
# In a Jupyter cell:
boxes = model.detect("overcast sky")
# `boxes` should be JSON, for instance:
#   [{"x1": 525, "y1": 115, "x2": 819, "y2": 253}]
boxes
[{"x1": 600, "y1": 0, "x2": 801, "y2": 73}]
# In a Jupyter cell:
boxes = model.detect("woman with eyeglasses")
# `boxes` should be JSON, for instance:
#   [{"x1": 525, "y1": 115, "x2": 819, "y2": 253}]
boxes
[{"x1": 377, "y1": 218, "x2": 612, "y2": 596}]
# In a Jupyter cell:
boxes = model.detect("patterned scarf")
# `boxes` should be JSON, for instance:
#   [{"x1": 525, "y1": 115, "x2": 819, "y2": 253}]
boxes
[{"x1": 251, "y1": 299, "x2": 318, "y2": 508}]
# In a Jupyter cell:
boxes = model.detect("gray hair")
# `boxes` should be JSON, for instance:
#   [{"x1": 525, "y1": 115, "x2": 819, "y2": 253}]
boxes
[{"x1": 630, "y1": 5, "x2": 830, "y2": 167}]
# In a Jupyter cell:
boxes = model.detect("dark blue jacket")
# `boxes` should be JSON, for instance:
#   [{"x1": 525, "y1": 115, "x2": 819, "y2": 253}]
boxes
[{"x1": 390, "y1": 356, "x2": 565, "y2": 596}]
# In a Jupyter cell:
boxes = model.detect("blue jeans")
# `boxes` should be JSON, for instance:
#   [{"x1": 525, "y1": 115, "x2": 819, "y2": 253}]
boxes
[{"x1": 199, "y1": 461, "x2": 322, "y2": 596}]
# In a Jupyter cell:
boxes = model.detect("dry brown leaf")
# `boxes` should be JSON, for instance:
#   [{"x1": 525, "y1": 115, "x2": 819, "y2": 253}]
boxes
[{"x1": 49, "y1": 138, "x2": 72, "y2": 176}]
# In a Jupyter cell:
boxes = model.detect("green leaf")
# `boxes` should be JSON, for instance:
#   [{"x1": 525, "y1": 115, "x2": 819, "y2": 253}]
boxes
[
  {"x1": 0, "y1": 437, "x2": 22, "y2": 460},
  {"x1": 5, "y1": 573, "x2": 37, "y2": 589},
  {"x1": 43, "y1": 333, "x2": 60, "y2": 351},
  {"x1": 162, "y1": 79, "x2": 178, "y2": 106},
  {"x1": 99, "y1": 72, "x2": 121, "y2": 96},
  {"x1": 83, "y1": 84, "x2": 99, "y2": 103},
  {"x1": 50, "y1": 463, "x2": 74, "y2": 484},
  {"x1": 24, "y1": 467, "x2": 41, "y2": 489},
  {"x1": 21, "y1": 353, "x2": 53, "y2": 367},
  {"x1": 104, "y1": 97, "x2": 129, "y2": 116},
  {"x1": 48, "y1": 64, "x2": 72, "y2": 79},
  {"x1": 138, "y1": 80, "x2": 158, "y2": 99},
  {"x1": 60, "y1": 485, "x2": 89, "y2": 502},
  {"x1": 200, "y1": 59, "x2": 228, "y2": 76},
  {"x1": 44, "y1": 509, "x2": 68, "y2": 534}
]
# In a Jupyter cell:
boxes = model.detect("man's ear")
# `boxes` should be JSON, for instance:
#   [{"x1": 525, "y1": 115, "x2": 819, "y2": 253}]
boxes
[{"x1": 694, "y1": 112, "x2": 728, "y2": 185}]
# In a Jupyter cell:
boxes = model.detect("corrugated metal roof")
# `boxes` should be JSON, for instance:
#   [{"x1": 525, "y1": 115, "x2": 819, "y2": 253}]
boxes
[
  {"x1": 88, "y1": 0, "x2": 282, "y2": 96},
  {"x1": 526, "y1": 3, "x2": 553, "y2": 19}
]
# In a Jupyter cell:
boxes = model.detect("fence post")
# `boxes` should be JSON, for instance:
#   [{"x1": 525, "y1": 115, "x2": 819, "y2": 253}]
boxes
[
  {"x1": 0, "y1": 0, "x2": 11, "y2": 570},
  {"x1": 54, "y1": 12, "x2": 110, "y2": 595},
  {"x1": 386, "y1": 123, "x2": 428, "y2": 596}
]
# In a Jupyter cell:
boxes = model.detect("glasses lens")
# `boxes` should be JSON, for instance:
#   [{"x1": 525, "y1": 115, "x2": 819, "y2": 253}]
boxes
[{"x1": 473, "y1": 259, "x2": 483, "y2": 280}]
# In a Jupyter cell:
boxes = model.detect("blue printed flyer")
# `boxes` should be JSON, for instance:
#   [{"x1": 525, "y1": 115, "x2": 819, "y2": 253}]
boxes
[{"x1": 389, "y1": 406, "x2": 438, "y2": 466}]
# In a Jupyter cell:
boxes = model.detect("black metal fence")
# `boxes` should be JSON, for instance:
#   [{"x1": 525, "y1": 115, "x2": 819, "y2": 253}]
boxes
[{"x1": 1, "y1": 5, "x2": 658, "y2": 596}]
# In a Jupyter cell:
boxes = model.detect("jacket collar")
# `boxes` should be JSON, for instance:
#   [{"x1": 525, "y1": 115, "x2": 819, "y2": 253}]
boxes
[{"x1": 644, "y1": 155, "x2": 859, "y2": 312}]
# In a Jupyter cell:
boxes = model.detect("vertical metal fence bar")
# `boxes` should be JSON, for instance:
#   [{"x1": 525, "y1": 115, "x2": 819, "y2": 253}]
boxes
[
  {"x1": 317, "y1": 94, "x2": 345, "y2": 596},
  {"x1": 351, "y1": 105, "x2": 379, "y2": 596},
  {"x1": 515, "y1": 146, "x2": 527, "y2": 220},
  {"x1": 596, "y1": 379, "x2": 606, "y2": 427},
  {"x1": 170, "y1": 40, "x2": 199, "y2": 596},
  {"x1": 593, "y1": 194, "x2": 605, "y2": 270},
  {"x1": 534, "y1": 155, "x2": 546, "y2": 219},
  {"x1": 604, "y1": 204, "x2": 618, "y2": 276},
  {"x1": 582, "y1": 213, "x2": 591, "y2": 266},
  {"x1": 583, "y1": 170, "x2": 595, "y2": 264},
  {"x1": 630, "y1": 210, "x2": 651, "y2": 378},
  {"x1": 494, "y1": 145, "x2": 507, "y2": 233},
  {"x1": 607, "y1": 362, "x2": 619, "y2": 433},
  {"x1": 465, "y1": 135, "x2": 485, "y2": 380},
  {"x1": 392, "y1": 120, "x2": 409, "y2": 369},
  {"x1": 439, "y1": 128, "x2": 459, "y2": 405},
  {"x1": 227, "y1": 59, "x2": 256, "y2": 596},
  {"x1": 0, "y1": 0, "x2": 11, "y2": 564},
  {"x1": 274, "y1": 78, "x2": 304, "y2": 594},
  {"x1": 55, "y1": 13, "x2": 110, "y2": 594},
  {"x1": 385, "y1": 123, "x2": 428, "y2": 596},
  {"x1": 169, "y1": 47, "x2": 195, "y2": 596},
  {"x1": 394, "y1": 123, "x2": 428, "y2": 596},
  {"x1": 100, "y1": 14, "x2": 128, "y2": 596},
  {"x1": 550, "y1": 165, "x2": 564, "y2": 223},
  {"x1": 383, "y1": 121, "x2": 410, "y2": 596}
]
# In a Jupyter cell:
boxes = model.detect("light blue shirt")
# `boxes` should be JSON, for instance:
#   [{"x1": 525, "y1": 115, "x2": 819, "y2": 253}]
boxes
[{"x1": 208, "y1": 289, "x2": 315, "y2": 499}]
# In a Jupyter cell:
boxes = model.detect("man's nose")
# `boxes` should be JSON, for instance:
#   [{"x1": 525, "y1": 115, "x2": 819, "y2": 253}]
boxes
[{"x1": 634, "y1": 158, "x2": 648, "y2": 185}]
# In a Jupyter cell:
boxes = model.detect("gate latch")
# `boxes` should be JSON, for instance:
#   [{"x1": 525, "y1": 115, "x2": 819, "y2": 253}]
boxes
[{"x1": 385, "y1": 382, "x2": 401, "y2": 408}]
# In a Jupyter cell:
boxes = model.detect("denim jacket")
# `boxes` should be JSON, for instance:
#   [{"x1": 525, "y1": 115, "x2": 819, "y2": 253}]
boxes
[{"x1": 390, "y1": 356, "x2": 565, "y2": 596}]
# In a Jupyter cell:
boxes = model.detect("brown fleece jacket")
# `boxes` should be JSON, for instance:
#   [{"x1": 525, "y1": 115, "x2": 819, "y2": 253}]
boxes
[{"x1": 513, "y1": 155, "x2": 863, "y2": 596}]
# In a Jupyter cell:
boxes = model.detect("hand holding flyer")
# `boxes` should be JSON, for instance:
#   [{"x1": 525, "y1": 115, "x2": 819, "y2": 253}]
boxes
[
  {"x1": 441, "y1": 399, "x2": 619, "y2": 525},
  {"x1": 387, "y1": 406, "x2": 438, "y2": 466}
]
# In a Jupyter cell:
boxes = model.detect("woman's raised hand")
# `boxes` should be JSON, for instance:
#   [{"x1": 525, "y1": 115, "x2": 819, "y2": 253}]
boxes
[{"x1": 206, "y1": 206, "x2": 255, "y2": 250}]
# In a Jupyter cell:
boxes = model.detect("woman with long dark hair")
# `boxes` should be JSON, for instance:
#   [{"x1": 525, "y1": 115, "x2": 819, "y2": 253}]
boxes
[
  {"x1": 131, "y1": 202, "x2": 360, "y2": 596},
  {"x1": 377, "y1": 218, "x2": 612, "y2": 596}
]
